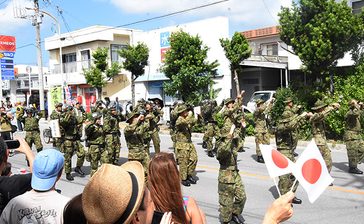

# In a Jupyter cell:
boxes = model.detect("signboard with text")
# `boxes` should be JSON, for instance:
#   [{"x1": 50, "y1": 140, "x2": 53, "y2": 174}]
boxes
[
  {"x1": 0, "y1": 36, "x2": 16, "y2": 52},
  {"x1": 0, "y1": 35, "x2": 16, "y2": 80}
]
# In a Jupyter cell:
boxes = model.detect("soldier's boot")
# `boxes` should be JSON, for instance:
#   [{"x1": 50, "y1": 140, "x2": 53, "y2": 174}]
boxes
[
  {"x1": 187, "y1": 176, "x2": 197, "y2": 184},
  {"x1": 293, "y1": 152, "x2": 299, "y2": 157},
  {"x1": 292, "y1": 197, "x2": 302, "y2": 204},
  {"x1": 181, "y1": 179, "x2": 191, "y2": 187},
  {"x1": 207, "y1": 151, "x2": 214, "y2": 157},
  {"x1": 231, "y1": 214, "x2": 244, "y2": 224},
  {"x1": 75, "y1": 166, "x2": 85, "y2": 176},
  {"x1": 257, "y1": 156, "x2": 265, "y2": 163},
  {"x1": 348, "y1": 167, "x2": 363, "y2": 175},
  {"x1": 238, "y1": 147, "x2": 245, "y2": 152},
  {"x1": 202, "y1": 141, "x2": 207, "y2": 149},
  {"x1": 66, "y1": 173, "x2": 74, "y2": 181}
]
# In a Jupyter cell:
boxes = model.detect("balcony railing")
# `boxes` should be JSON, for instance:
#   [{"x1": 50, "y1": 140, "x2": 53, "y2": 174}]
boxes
[
  {"x1": 51, "y1": 60, "x2": 92, "y2": 74},
  {"x1": 246, "y1": 54, "x2": 288, "y2": 63}
]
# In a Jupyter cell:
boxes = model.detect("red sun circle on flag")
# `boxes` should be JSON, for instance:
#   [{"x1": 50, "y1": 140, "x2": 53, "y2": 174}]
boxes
[
  {"x1": 272, "y1": 149, "x2": 289, "y2": 169},
  {"x1": 302, "y1": 159, "x2": 322, "y2": 184}
]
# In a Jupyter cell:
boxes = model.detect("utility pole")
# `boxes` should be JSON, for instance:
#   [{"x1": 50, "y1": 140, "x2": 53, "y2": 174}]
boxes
[{"x1": 33, "y1": 0, "x2": 45, "y2": 112}]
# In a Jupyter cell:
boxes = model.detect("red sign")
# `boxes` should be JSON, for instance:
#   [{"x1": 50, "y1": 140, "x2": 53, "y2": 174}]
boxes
[
  {"x1": 0, "y1": 35, "x2": 16, "y2": 52},
  {"x1": 160, "y1": 47, "x2": 170, "y2": 62}
]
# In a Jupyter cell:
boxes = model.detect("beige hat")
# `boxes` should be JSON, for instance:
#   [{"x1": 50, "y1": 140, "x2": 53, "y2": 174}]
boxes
[{"x1": 82, "y1": 162, "x2": 145, "y2": 224}]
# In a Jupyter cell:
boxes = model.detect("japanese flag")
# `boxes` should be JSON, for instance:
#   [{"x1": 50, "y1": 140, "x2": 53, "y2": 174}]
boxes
[
  {"x1": 260, "y1": 144, "x2": 295, "y2": 178},
  {"x1": 292, "y1": 140, "x2": 334, "y2": 203}
]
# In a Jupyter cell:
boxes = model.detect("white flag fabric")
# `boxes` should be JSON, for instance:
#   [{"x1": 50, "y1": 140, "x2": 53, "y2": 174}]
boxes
[
  {"x1": 260, "y1": 144, "x2": 295, "y2": 178},
  {"x1": 292, "y1": 140, "x2": 334, "y2": 203}
]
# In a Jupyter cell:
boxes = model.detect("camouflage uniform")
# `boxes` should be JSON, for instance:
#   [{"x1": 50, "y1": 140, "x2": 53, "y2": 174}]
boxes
[
  {"x1": 310, "y1": 100, "x2": 336, "y2": 173},
  {"x1": 175, "y1": 106, "x2": 198, "y2": 182},
  {"x1": 344, "y1": 103, "x2": 364, "y2": 172},
  {"x1": 50, "y1": 107, "x2": 64, "y2": 151},
  {"x1": 15, "y1": 104, "x2": 24, "y2": 131},
  {"x1": 144, "y1": 108, "x2": 162, "y2": 154},
  {"x1": 85, "y1": 116, "x2": 104, "y2": 176},
  {"x1": 0, "y1": 112, "x2": 12, "y2": 140},
  {"x1": 202, "y1": 100, "x2": 220, "y2": 155},
  {"x1": 170, "y1": 105, "x2": 179, "y2": 152},
  {"x1": 216, "y1": 98, "x2": 246, "y2": 223},
  {"x1": 124, "y1": 112, "x2": 150, "y2": 176},
  {"x1": 60, "y1": 108, "x2": 85, "y2": 178},
  {"x1": 21, "y1": 110, "x2": 43, "y2": 152},
  {"x1": 103, "y1": 109, "x2": 124, "y2": 164},
  {"x1": 275, "y1": 111, "x2": 305, "y2": 194},
  {"x1": 235, "y1": 107, "x2": 246, "y2": 152},
  {"x1": 254, "y1": 100, "x2": 271, "y2": 160}
]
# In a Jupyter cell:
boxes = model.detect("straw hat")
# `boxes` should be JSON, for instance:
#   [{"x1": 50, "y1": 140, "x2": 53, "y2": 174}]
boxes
[
  {"x1": 82, "y1": 162, "x2": 145, "y2": 224},
  {"x1": 175, "y1": 104, "x2": 188, "y2": 114}
]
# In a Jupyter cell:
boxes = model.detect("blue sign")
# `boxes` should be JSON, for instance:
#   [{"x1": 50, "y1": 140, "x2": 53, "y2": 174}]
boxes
[
  {"x1": 1, "y1": 70, "x2": 15, "y2": 80},
  {"x1": 160, "y1": 32, "x2": 170, "y2": 48},
  {"x1": 0, "y1": 51, "x2": 15, "y2": 80}
]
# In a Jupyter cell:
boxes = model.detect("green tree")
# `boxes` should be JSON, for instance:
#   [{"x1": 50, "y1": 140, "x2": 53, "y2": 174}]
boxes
[
  {"x1": 162, "y1": 30, "x2": 219, "y2": 105},
  {"x1": 279, "y1": 0, "x2": 364, "y2": 92},
  {"x1": 84, "y1": 47, "x2": 122, "y2": 99},
  {"x1": 220, "y1": 32, "x2": 252, "y2": 93},
  {"x1": 118, "y1": 42, "x2": 149, "y2": 106}
]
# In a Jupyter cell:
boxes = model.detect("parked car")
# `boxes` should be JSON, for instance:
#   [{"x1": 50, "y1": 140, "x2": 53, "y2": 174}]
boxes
[{"x1": 246, "y1": 90, "x2": 276, "y2": 113}]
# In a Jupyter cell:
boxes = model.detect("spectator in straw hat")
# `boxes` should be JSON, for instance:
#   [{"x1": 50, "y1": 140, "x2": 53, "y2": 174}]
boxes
[{"x1": 83, "y1": 161, "x2": 173, "y2": 224}]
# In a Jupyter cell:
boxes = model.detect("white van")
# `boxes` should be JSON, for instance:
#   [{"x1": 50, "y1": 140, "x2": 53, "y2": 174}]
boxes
[{"x1": 246, "y1": 90, "x2": 276, "y2": 113}]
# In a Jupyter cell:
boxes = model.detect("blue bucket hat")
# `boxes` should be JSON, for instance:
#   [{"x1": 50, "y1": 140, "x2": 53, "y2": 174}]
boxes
[{"x1": 31, "y1": 149, "x2": 64, "y2": 191}]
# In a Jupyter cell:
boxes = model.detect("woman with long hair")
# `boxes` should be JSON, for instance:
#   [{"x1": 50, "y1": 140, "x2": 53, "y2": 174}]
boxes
[{"x1": 148, "y1": 152, "x2": 206, "y2": 224}]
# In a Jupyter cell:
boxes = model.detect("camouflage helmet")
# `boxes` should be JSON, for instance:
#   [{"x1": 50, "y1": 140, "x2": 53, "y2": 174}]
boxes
[
  {"x1": 126, "y1": 110, "x2": 140, "y2": 123},
  {"x1": 283, "y1": 97, "x2": 293, "y2": 103},
  {"x1": 25, "y1": 107, "x2": 33, "y2": 114},
  {"x1": 224, "y1": 98, "x2": 234, "y2": 105},
  {"x1": 109, "y1": 105, "x2": 117, "y2": 111},
  {"x1": 311, "y1": 99, "x2": 327, "y2": 110},
  {"x1": 256, "y1": 99, "x2": 265, "y2": 105},
  {"x1": 175, "y1": 104, "x2": 188, "y2": 115},
  {"x1": 55, "y1": 103, "x2": 63, "y2": 108}
]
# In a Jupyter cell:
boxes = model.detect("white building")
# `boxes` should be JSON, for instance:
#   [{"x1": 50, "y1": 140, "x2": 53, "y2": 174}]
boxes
[
  {"x1": 133, "y1": 16, "x2": 231, "y2": 105},
  {"x1": 45, "y1": 26, "x2": 139, "y2": 112}
]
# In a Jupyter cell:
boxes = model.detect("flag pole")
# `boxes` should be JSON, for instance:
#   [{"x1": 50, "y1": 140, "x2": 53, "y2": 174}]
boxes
[
  {"x1": 290, "y1": 179, "x2": 298, "y2": 192},
  {"x1": 273, "y1": 177, "x2": 281, "y2": 197}
]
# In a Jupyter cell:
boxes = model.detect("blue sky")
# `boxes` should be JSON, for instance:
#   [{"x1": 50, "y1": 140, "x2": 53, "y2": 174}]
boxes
[{"x1": 0, "y1": 0, "x2": 292, "y2": 66}]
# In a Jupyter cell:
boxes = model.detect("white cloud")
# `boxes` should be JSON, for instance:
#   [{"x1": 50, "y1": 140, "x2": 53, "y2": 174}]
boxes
[
  {"x1": 110, "y1": 0, "x2": 292, "y2": 30},
  {"x1": 0, "y1": 0, "x2": 32, "y2": 33}
]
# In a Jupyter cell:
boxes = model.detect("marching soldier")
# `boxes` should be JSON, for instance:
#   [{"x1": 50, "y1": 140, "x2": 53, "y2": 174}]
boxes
[
  {"x1": 344, "y1": 99, "x2": 364, "y2": 174},
  {"x1": 85, "y1": 113, "x2": 104, "y2": 176},
  {"x1": 21, "y1": 108, "x2": 43, "y2": 152},
  {"x1": 175, "y1": 104, "x2": 198, "y2": 186},
  {"x1": 60, "y1": 106, "x2": 85, "y2": 181},
  {"x1": 15, "y1": 102, "x2": 24, "y2": 131},
  {"x1": 284, "y1": 98, "x2": 302, "y2": 157},
  {"x1": 0, "y1": 106, "x2": 13, "y2": 140},
  {"x1": 254, "y1": 99, "x2": 272, "y2": 163},
  {"x1": 124, "y1": 110, "x2": 150, "y2": 176},
  {"x1": 144, "y1": 101, "x2": 162, "y2": 154},
  {"x1": 216, "y1": 91, "x2": 246, "y2": 224},
  {"x1": 202, "y1": 100, "x2": 220, "y2": 157},
  {"x1": 103, "y1": 105, "x2": 125, "y2": 164},
  {"x1": 309, "y1": 99, "x2": 340, "y2": 173},
  {"x1": 170, "y1": 101, "x2": 180, "y2": 152},
  {"x1": 50, "y1": 103, "x2": 64, "y2": 151},
  {"x1": 275, "y1": 109, "x2": 308, "y2": 204}
]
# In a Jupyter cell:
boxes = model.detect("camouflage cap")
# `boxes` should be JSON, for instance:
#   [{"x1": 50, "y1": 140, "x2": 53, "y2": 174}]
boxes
[
  {"x1": 126, "y1": 110, "x2": 140, "y2": 123},
  {"x1": 224, "y1": 98, "x2": 234, "y2": 105},
  {"x1": 55, "y1": 103, "x2": 63, "y2": 108},
  {"x1": 256, "y1": 99, "x2": 265, "y2": 105},
  {"x1": 175, "y1": 104, "x2": 188, "y2": 114},
  {"x1": 311, "y1": 99, "x2": 327, "y2": 110}
]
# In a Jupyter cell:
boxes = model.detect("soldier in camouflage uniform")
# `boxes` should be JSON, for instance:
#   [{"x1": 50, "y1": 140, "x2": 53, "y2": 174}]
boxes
[
  {"x1": 50, "y1": 103, "x2": 64, "y2": 151},
  {"x1": 144, "y1": 101, "x2": 162, "y2": 154},
  {"x1": 73, "y1": 102, "x2": 86, "y2": 176},
  {"x1": 170, "y1": 101, "x2": 180, "y2": 152},
  {"x1": 216, "y1": 92, "x2": 246, "y2": 224},
  {"x1": 0, "y1": 106, "x2": 13, "y2": 140},
  {"x1": 284, "y1": 98, "x2": 302, "y2": 157},
  {"x1": 202, "y1": 100, "x2": 220, "y2": 157},
  {"x1": 15, "y1": 102, "x2": 24, "y2": 131},
  {"x1": 344, "y1": 99, "x2": 364, "y2": 174},
  {"x1": 275, "y1": 109, "x2": 308, "y2": 204},
  {"x1": 103, "y1": 106, "x2": 125, "y2": 164},
  {"x1": 21, "y1": 108, "x2": 43, "y2": 152},
  {"x1": 124, "y1": 110, "x2": 150, "y2": 177},
  {"x1": 309, "y1": 99, "x2": 340, "y2": 173},
  {"x1": 254, "y1": 99, "x2": 272, "y2": 163},
  {"x1": 175, "y1": 104, "x2": 198, "y2": 187},
  {"x1": 85, "y1": 113, "x2": 104, "y2": 176},
  {"x1": 60, "y1": 106, "x2": 85, "y2": 181}
]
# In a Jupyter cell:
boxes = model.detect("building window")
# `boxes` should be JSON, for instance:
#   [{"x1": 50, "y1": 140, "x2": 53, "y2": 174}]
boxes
[
  {"x1": 80, "y1": 50, "x2": 91, "y2": 69},
  {"x1": 266, "y1": 44, "x2": 278, "y2": 56},
  {"x1": 353, "y1": 1, "x2": 364, "y2": 14},
  {"x1": 110, "y1": 44, "x2": 127, "y2": 63},
  {"x1": 62, "y1": 52, "x2": 77, "y2": 63}
]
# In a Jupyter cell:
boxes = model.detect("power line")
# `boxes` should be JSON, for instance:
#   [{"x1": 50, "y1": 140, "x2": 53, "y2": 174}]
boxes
[
  {"x1": 0, "y1": 0, "x2": 8, "y2": 6},
  {"x1": 261, "y1": 0, "x2": 279, "y2": 24}
]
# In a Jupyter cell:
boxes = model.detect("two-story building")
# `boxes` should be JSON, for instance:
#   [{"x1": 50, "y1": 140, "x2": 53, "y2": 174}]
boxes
[{"x1": 45, "y1": 26, "x2": 139, "y2": 113}]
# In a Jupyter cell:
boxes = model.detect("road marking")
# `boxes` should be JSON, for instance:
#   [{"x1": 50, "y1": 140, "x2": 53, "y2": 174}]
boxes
[{"x1": 197, "y1": 164, "x2": 364, "y2": 195}]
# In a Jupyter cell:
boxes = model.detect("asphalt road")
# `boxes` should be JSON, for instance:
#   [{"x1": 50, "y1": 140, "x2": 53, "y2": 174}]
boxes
[{"x1": 8, "y1": 121, "x2": 364, "y2": 224}]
